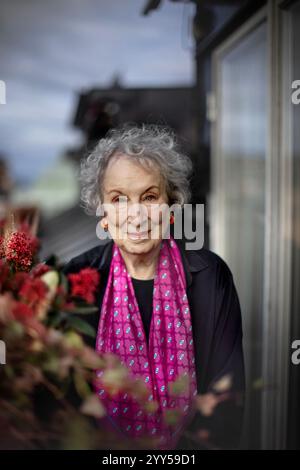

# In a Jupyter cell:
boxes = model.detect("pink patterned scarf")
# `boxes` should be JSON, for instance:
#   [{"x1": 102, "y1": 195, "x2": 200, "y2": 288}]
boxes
[{"x1": 94, "y1": 236, "x2": 198, "y2": 449}]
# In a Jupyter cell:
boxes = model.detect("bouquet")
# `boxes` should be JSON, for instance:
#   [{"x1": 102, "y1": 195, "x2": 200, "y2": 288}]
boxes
[{"x1": 0, "y1": 215, "x2": 161, "y2": 449}]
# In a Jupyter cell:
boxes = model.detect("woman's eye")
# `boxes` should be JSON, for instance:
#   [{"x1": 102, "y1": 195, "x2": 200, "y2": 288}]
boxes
[
  {"x1": 144, "y1": 195, "x2": 157, "y2": 202},
  {"x1": 113, "y1": 196, "x2": 127, "y2": 203},
  {"x1": 112, "y1": 195, "x2": 157, "y2": 203}
]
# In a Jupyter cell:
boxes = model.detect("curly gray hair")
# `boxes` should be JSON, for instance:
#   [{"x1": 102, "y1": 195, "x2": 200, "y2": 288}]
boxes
[{"x1": 79, "y1": 124, "x2": 194, "y2": 216}]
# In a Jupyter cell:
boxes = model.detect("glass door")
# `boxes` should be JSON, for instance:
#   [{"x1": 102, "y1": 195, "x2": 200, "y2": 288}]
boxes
[{"x1": 211, "y1": 11, "x2": 268, "y2": 449}]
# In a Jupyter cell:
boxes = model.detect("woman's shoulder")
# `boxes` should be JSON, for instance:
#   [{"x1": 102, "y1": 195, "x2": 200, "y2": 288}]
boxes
[
  {"x1": 61, "y1": 240, "x2": 113, "y2": 275},
  {"x1": 184, "y1": 244, "x2": 234, "y2": 284},
  {"x1": 176, "y1": 237, "x2": 231, "y2": 270}
]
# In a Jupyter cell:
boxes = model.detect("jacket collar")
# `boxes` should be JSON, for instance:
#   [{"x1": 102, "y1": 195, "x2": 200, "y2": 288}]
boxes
[
  {"x1": 96, "y1": 237, "x2": 209, "y2": 288},
  {"x1": 96, "y1": 238, "x2": 114, "y2": 271},
  {"x1": 175, "y1": 238, "x2": 209, "y2": 288}
]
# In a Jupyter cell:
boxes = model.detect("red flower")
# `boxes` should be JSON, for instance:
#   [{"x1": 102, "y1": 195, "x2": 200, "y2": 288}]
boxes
[
  {"x1": 18, "y1": 221, "x2": 40, "y2": 254},
  {"x1": 19, "y1": 277, "x2": 48, "y2": 310},
  {"x1": 68, "y1": 268, "x2": 100, "y2": 304},
  {"x1": 4, "y1": 231, "x2": 35, "y2": 271},
  {"x1": 7, "y1": 271, "x2": 29, "y2": 293},
  {"x1": 12, "y1": 301, "x2": 34, "y2": 321}
]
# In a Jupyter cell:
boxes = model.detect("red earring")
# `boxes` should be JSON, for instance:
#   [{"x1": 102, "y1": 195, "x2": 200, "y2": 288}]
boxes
[{"x1": 170, "y1": 212, "x2": 175, "y2": 225}]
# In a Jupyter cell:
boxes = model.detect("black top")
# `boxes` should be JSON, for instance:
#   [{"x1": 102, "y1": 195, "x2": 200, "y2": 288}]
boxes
[{"x1": 131, "y1": 277, "x2": 154, "y2": 343}]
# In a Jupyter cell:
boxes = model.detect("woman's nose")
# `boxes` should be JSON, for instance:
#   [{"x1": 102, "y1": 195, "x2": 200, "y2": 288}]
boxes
[
  {"x1": 127, "y1": 202, "x2": 147, "y2": 219},
  {"x1": 127, "y1": 204, "x2": 149, "y2": 230},
  {"x1": 128, "y1": 216, "x2": 148, "y2": 231}
]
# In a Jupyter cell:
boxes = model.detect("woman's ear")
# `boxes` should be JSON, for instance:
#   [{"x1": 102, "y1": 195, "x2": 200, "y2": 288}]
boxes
[{"x1": 100, "y1": 218, "x2": 108, "y2": 229}]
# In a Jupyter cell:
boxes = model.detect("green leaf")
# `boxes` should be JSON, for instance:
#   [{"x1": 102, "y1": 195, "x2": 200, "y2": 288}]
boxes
[
  {"x1": 74, "y1": 371, "x2": 91, "y2": 399},
  {"x1": 66, "y1": 316, "x2": 96, "y2": 338},
  {"x1": 48, "y1": 311, "x2": 65, "y2": 328},
  {"x1": 60, "y1": 272, "x2": 69, "y2": 293},
  {"x1": 69, "y1": 306, "x2": 98, "y2": 315},
  {"x1": 42, "y1": 355, "x2": 60, "y2": 374},
  {"x1": 5, "y1": 320, "x2": 25, "y2": 341}
]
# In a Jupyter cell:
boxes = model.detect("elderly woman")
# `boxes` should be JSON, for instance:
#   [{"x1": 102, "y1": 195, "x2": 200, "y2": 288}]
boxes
[{"x1": 62, "y1": 124, "x2": 245, "y2": 450}]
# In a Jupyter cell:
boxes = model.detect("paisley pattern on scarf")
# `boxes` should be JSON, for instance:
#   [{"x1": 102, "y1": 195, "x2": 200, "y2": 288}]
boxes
[{"x1": 94, "y1": 236, "x2": 198, "y2": 449}]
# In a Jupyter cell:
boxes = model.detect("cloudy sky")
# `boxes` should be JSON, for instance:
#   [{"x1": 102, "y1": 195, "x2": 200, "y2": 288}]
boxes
[{"x1": 0, "y1": 0, "x2": 195, "y2": 186}]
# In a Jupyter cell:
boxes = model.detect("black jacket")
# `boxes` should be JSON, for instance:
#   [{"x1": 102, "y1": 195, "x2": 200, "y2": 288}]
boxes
[{"x1": 62, "y1": 238, "x2": 245, "y2": 450}]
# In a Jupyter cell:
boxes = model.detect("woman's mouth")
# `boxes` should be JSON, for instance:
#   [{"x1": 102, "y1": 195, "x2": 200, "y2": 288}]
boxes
[{"x1": 127, "y1": 230, "x2": 150, "y2": 240}]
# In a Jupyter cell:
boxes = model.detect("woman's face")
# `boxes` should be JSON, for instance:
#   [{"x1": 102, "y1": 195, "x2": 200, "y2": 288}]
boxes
[{"x1": 100, "y1": 154, "x2": 170, "y2": 256}]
